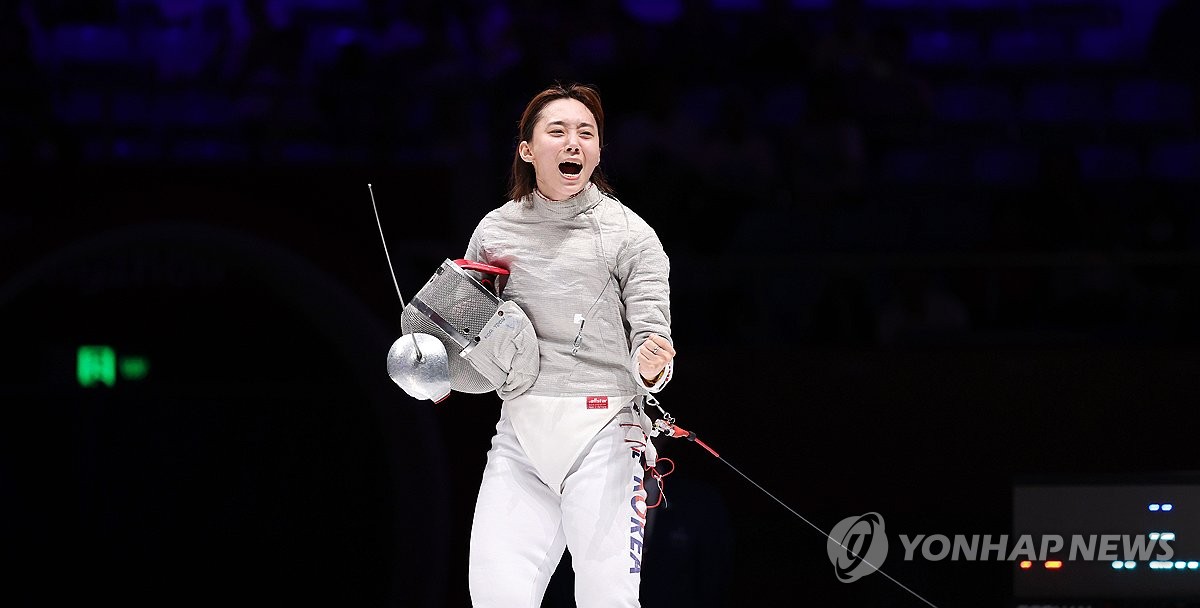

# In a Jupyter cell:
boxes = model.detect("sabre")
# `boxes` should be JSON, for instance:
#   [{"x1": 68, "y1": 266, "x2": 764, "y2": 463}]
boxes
[
  {"x1": 367, "y1": 183, "x2": 422, "y2": 361},
  {"x1": 368, "y1": 184, "x2": 451, "y2": 403}
]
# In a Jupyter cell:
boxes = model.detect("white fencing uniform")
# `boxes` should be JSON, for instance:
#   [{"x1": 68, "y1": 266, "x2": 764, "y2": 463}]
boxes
[
  {"x1": 469, "y1": 398, "x2": 650, "y2": 607},
  {"x1": 463, "y1": 184, "x2": 673, "y2": 607}
]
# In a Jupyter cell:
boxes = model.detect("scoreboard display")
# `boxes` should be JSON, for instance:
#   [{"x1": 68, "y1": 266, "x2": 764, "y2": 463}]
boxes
[{"x1": 1013, "y1": 474, "x2": 1200, "y2": 604}]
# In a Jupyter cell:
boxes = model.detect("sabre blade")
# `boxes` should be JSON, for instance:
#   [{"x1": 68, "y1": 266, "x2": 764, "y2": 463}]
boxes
[{"x1": 368, "y1": 183, "x2": 423, "y2": 361}]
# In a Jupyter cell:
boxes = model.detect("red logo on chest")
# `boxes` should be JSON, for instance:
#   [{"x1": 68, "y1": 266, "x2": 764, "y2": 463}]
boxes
[{"x1": 586, "y1": 396, "x2": 608, "y2": 410}]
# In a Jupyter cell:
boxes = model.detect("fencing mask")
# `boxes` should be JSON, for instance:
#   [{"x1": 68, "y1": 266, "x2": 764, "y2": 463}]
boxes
[{"x1": 390, "y1": 258, "x2": 537, "y2": 401}]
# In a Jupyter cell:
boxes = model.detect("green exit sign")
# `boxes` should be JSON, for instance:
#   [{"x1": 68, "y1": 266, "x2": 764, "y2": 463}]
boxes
[{"x1": 77, "y1": 346, "x2": 150, "y2": 388}]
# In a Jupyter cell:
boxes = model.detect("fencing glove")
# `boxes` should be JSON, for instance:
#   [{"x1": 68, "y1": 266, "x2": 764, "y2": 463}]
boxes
[{"x1": 462, "y1": 300, "x2": 540, "y2": 400}]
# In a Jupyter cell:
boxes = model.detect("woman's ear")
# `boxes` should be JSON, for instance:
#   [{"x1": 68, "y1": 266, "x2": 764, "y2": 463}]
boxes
[{"x1": 518, "y1": 141, "x2": 534, "y2": 163}]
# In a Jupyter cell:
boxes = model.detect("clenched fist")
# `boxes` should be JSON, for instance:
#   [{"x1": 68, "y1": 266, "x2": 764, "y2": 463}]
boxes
[{"x1": 637, "y1": 333, "x2": 675, "y2": 384}]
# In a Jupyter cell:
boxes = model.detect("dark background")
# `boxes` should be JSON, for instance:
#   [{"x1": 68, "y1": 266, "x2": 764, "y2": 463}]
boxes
[{"x1": 3, "y1": 0, "x2": 1200, "y2": 606}]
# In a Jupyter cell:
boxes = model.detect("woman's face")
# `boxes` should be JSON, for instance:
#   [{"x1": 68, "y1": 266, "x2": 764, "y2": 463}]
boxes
[{"x1": 519, "y1": 98, "x2": 601, "y2": 201}]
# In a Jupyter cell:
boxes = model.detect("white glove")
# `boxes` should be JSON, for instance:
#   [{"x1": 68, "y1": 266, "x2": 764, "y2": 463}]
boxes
[{"x1": 462, "y1": 300, "x2": 540, "y2": 400}]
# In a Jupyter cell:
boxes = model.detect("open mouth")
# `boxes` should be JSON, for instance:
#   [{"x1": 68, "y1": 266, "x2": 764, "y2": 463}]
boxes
[{"x1": 559, "y1": 161, "x2": 583, "y2": 177}]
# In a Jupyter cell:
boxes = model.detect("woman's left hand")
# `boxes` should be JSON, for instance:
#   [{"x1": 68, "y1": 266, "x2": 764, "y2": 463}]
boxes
[{"x1": 637, "y1": 333, "x2": 675, "y2": 383}]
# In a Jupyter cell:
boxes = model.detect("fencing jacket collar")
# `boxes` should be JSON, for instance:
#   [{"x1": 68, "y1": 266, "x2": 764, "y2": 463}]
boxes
[{"x1": 529, "y1": 183, "x2": 602, "y2": 219}]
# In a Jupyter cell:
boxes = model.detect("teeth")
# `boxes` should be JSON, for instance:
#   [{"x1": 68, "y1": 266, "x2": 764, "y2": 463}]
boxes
[{"x1": 559, "y1": 161, "x2": 582, "y2": 177}]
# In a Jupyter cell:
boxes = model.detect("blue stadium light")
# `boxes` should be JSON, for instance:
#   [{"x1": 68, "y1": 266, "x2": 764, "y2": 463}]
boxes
[
  {"x1": 1112, "y1": 560, "x2": 1124, "y2": 569},
  {"x1": 1150, "y1": 504, "x2": 1161, "y2": 511},
  {"x1": 1163, "y1": 532, "x2": 1176, "y2": 541},
  {"x1": 1162, "y1": 504, "x2": 1174, "y2": 511},
  {"x1": 1189, "y1": 562, "x2": 1199, "y2": 570},
  {"x1": 1150, "y1": 533, "x2": 1161, "y2": 540},
  {"x1": 1175, "y1": 561, "x2": 1187, "y2": 569},
  {"x1": 1124, "y1": 561, "x2": 1136, "y2": 569}
]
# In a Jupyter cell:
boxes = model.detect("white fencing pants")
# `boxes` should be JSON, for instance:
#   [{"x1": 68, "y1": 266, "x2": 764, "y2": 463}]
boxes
[{"x1": 469, "y1": 406, "x2": 649, "y2": 607}]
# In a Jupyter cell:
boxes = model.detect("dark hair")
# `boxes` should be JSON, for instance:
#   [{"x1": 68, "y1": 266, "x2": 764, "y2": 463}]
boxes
[{"x1": 508, "y1": 82, "x2": 614, "y2": 202}]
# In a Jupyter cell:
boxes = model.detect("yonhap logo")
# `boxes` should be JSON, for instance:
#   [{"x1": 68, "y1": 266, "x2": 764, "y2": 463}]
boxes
[
  {"x1": 822, "y1": 509, "x2": 1174, "y2": 587},
  {"x1": 827, "y1": 512, "x2": 889, "y2": 583}
]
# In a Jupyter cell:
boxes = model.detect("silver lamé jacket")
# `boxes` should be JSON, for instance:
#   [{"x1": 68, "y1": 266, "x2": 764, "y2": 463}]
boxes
[{"x1": 463, "y1": 183, "x2": 673, "y2": 399}]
